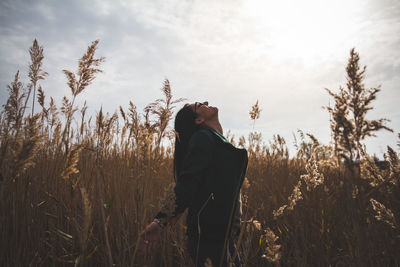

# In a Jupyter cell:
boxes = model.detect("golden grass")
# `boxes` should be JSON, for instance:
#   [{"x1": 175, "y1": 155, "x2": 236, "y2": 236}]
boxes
[{"x1": 0, "y1": 40, "x2": 399, "y2": 266}]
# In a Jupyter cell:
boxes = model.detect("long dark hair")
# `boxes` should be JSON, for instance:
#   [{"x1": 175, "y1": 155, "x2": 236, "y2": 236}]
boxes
[{"x1": 174, "y1": 104, "x2": 199, "y2": 181}]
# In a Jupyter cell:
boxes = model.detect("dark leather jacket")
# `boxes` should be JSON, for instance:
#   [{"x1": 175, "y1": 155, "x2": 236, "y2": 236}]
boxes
[{"x1": 156, "y1": 126, "x2": 248, "y2": 241}]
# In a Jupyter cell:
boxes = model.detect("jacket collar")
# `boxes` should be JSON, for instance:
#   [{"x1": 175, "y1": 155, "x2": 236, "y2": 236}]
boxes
[{"x1": 201, "y1": 126, "x2": 230, "y2": 144}]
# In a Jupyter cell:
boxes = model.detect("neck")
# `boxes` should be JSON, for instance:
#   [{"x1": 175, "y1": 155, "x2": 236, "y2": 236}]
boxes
[{"x1": 203, "y1": 120, "x2": 223, "y2": 135}]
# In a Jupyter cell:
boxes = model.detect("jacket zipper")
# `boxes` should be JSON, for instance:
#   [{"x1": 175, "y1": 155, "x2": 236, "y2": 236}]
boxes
[{"x1": 195, "y1": 192, "x2": 215, "y2": 264}]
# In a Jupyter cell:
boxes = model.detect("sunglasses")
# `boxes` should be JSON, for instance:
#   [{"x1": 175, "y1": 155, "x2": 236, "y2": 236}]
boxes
[{"x1": 194, "y1": 102, "x2": 206, "y2": 113}]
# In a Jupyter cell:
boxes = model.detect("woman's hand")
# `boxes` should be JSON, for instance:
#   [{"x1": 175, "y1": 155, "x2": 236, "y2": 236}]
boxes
[{"x1": 138, "y1": 221, "x2": 162, "y2": 255}]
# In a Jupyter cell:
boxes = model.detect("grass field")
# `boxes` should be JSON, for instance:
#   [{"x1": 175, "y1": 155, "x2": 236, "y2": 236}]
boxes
[{"x1": 0, "y1": 40, "x2": 399, "y2": 266}]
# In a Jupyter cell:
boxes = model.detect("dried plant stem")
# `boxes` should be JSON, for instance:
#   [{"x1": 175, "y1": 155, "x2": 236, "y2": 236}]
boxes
[{"x1": 100, "y1": 198, "x2": 113, "y2": 267}]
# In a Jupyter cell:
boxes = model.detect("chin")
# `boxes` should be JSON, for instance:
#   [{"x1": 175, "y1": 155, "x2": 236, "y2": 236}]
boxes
[{"x1": 214, "y1": 107, "x2": 219, "y2": 117}]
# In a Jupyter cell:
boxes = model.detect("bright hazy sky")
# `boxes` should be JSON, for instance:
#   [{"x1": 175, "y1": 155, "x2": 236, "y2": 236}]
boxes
[{"x1": 0, "y1": 0, "x2": 399, "y2": 157}]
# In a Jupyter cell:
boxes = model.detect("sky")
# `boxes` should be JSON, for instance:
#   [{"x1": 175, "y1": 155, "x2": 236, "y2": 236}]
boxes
[{"x1": 0, "y1": 0, "x2": 399, "y2": 157}]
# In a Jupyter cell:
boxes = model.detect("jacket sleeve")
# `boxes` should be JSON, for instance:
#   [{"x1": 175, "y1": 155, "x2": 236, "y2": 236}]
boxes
[{"x1": 154, "y1": 130, "x2": 215, "y2": 226}]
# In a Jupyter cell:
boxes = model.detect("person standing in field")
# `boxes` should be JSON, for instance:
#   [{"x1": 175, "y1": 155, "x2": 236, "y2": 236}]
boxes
[{"x1": 138, "y1": 101, "x2": 248, "y2": 267}]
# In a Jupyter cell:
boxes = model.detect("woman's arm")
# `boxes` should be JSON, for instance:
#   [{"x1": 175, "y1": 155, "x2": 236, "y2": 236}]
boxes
[
  {"x1": 138, "y1": 130, "x2": 215, "y2": 254},
  {"x1": 155, "y1": 130, "x2": 215, "y2": 223}
]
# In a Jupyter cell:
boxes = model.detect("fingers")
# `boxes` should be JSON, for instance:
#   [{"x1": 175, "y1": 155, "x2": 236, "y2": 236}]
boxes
[
  {"x1": 138, "y1": 232, "x2": 150, "y2": 256},
  {"x1": 137, "y1": 223, "x2": 161, "y2": 256},
  {"x1": 147, "y1": 239, "x2": 158, "y2": 255},
  {"x1": 138, "y1": 235, "x2": 156, "y2": 256},
  {"x1": 151, "y1": 239, "x2": 156, "y2": 251},
  {"x1": 140, "y1": 237, "x2": 159, "y2": 256},
  {"x1": 147, "y1": 239, "x2": 152, "y2": 255},
  {"x1": 137, "y1": 238, "x2": 146, "y2": 256}
]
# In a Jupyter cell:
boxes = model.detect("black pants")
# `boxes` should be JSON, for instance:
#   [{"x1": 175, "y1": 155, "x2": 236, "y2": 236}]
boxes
[{"x1": 187, "y1": 236, "x2": 241, "y2": 267}]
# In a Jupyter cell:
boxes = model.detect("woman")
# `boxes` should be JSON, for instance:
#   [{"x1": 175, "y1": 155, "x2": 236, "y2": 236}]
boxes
[{"x1": 138, "y1": 101, "x2": 248, "y2": 267}]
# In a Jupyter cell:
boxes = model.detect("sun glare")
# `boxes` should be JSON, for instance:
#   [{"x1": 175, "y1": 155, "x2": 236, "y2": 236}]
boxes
[{"x1": 243, "y1": 0, "x2": 362, "y2": 64}]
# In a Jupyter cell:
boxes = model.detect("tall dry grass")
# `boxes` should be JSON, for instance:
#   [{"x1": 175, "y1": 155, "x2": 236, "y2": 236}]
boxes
[{"x1": 0, "y1": 40, "x2": 399, "y2": 266}]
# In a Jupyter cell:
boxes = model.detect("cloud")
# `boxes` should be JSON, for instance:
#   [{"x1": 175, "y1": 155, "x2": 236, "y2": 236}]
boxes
[{"x1": 0, "y1": 0, "x2": 399, "y2": 157}]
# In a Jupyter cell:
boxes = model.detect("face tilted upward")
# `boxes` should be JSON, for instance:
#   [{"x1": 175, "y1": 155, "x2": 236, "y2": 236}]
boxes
[{"x1": 189, "y1": 101, "x2": 218, "y2": 125}]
